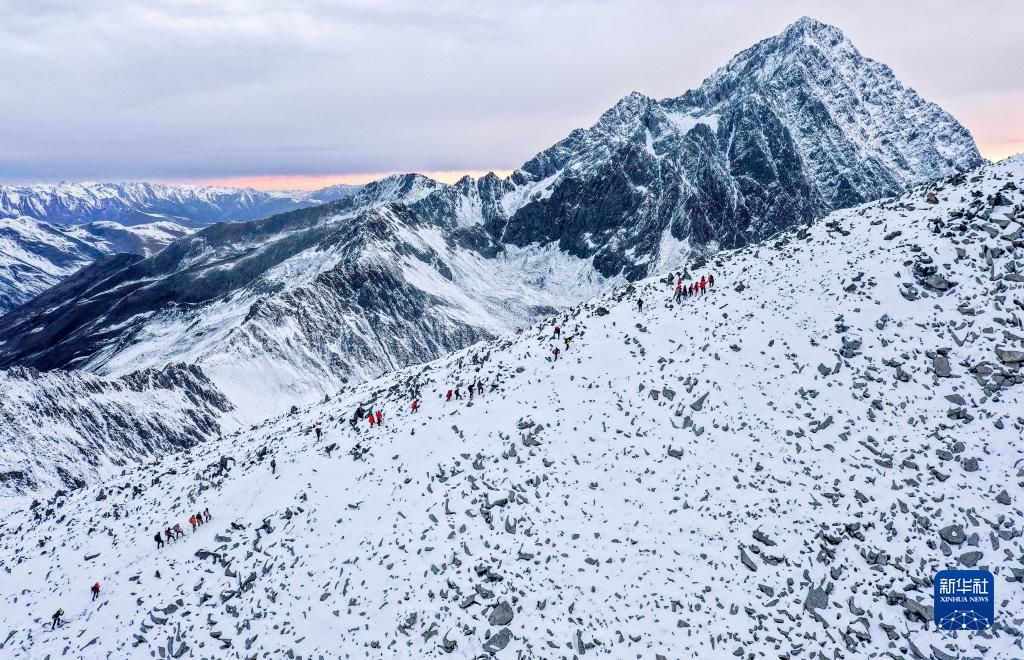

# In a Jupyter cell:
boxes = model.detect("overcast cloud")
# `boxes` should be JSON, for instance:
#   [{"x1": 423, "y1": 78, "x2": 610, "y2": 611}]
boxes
[{"x1": 0, "y1": 0, "x2": 1021, "y2": 184}]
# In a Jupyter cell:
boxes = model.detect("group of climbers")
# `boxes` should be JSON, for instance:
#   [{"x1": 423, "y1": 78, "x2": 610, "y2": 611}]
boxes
[
  {"x1": 154, "y1": 508, "x2": 211, "y2": 548},
  {"x1": 673, "y1": 272, "x2": 715, "y2": 302},
  {"x1": 445, "y1": 380, "x2": 486, "y2": 402},
  {"x1": 51, "y1": 507, "x2": 214, "y2": 630},
  {"x1": 551, "y1": 322, "x2": 576, "y2": 361},
  {"x1": 346, "y1": 405, "x2": 384, "y2": 429}
]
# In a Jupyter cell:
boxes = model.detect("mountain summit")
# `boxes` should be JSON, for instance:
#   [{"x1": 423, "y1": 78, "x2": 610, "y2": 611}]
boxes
[{"x1": 0, "y1": 18, "x2": 983, "y2": 418}]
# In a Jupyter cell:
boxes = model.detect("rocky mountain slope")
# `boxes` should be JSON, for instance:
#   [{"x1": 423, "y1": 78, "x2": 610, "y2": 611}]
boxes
[
  {"x1": 0, "y1": 181, "x2": 360, "y2": 228},
  {"x1": 0, "y1": 216, "x2": 191, "y2": 313},
  {"x1": 0, "y1": 18, "x2": 983, "y2": 420},
  {"x1": 0, "y1": 156, "x2": 1020, "y2": 658},
  {"x1": 0, "y1": 364, "x2": 234, "y2": 502}
]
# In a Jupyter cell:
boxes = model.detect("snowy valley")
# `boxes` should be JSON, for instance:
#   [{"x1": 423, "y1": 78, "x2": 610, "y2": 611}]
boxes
[{"x1": 0, "y1": 216, "x2": 191, "y2": 313}]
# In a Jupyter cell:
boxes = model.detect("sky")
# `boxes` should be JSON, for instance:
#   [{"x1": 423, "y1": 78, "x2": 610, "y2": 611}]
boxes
[{"x1": 0, "y1": 0, "x2": 1020, "y2": 190}]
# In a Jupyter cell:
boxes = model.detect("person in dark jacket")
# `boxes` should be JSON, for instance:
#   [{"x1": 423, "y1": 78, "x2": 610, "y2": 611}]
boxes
[
  {"x1": 154, "y1": 532, "x2": 164, "y2": 549},
  {"x1": 51, "y1": 608, "x2": 64, "y2": 629}
]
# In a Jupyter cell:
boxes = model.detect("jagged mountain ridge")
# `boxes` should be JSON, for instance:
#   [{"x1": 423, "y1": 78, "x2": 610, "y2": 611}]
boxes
[
  {"x1": 0, "y1": 216, "x2": 191, "y2": 313},
  {"x1": 0, "y1": 156, "x2": 1020, "y2": 657},
  {"x1": 0, "y1": 17, "x2": 983, "y2": 419},
  {"x1": 0, "y1": 363, "x2": 234, "y2": 501},
  {"x1": 0, "y1": 181, "x2": 361, "y2": 228}
]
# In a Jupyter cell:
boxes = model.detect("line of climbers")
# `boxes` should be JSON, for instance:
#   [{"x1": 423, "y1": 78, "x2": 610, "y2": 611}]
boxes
[
  {"x1": 551, "y1": 322, "x2": 575, "y2": 361},
  {"x1": 154, "y1": 508, "x2": 212, "y2": 548},
  {"x1": 445, "y1": 379, "x2": 488, "y2": 402},
  {"x1": 673, "y1": 272, "x2": 715, "y2": 303},
  {"x1": 49, "y1": 508, "x2": 214, "y2": 631}
]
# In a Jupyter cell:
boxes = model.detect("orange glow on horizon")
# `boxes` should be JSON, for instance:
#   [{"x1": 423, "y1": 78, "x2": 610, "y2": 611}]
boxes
[
  {"x1": 167, "y1": 169, "x2": 516, "y2": 191},
  {"x1": 979, "y1": 141, "x2": 1024, "y2": 163},
  {"x1": 160, "y1": 140, "x2": 1024, "y2": 191}
]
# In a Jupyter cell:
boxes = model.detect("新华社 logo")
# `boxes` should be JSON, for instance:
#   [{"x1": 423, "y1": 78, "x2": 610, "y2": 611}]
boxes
[{"x1": 934, "y1": 569, "x2": 994, "y2": 631}]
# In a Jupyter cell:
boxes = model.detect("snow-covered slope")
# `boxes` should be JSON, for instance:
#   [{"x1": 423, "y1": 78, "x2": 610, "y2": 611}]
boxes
[
  {"x1": 0, "y1": 216, "x2": 191, "y2": 313},
  {"x1": 0, "y1": 18, "x2": 983, "y2": 419},
  {"x1": 0, "y1": 157, "x2": 1021, "y2": 658},
  {"x1": 0, "y1": 181, "x2": 360, "y2": 228},
  {"x1": 0, "y1": 364, "x2": 235, "y2": 502}
]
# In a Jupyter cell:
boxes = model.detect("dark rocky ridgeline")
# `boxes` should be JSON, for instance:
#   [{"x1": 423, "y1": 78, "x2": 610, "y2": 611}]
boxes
[{"x1": 0, "y1": 363, "x2": 233, "y2": 496}]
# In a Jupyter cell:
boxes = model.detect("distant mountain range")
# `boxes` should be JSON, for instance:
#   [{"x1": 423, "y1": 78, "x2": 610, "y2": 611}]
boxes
[
  {"x1": 0, "y1": 16, "x2": 985, "y2": 422},
  {"x1": 0, "y1": 181, "x2": 361, "y2": 228}
]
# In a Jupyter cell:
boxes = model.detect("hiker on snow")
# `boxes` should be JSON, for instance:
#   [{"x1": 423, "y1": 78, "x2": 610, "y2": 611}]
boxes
[
  {"x1": 91, "y1": 582, "x2": 100, "y2": 601},
  {"x1": 563, "y1": 336, "x2": 571, "y2": 350},
  {"x1": 708, "y1": 272, "x2": 715, "y2": 287},
  {"x1": 553, "y1": 324, "x2": 561, "y2": 339},
  {"x1": 155, "y1": 531, "x2": 164, "y2": 549},
  {"x1": 164, "y1": 527, "x2": 174, "y2": 543},
  {"x1": 173, "y1": 524, "x2": 184, "y2": 539},
  {"x1": 368, "y1": 411, "x2": 376, "y2": 427},
  {"x1": 51, "y1": 608, "x2": 63, "y2": 630},
  {"x1": 411, "y1": 399, "x2": 420, "y2": 413},
  {"x1": 454, "y1": 387, "x2": 462, "y2": 400},
  {"x1": 375, "y1": 410, "x2": 383, "y2": 425},
  {"x1": 203, "y1": 508, "x2": 211, "y2": 522},
  {"x1": 270, "y1": 458, "x2": 277, "y2": 474},
  {"x1": 189, "y1": 515, "x2": 197, "y2": 532},
  {"x1": 195, "y1": 511, "x2": 204, "y2": 526},
  {"x1": 552, "y1": 347, "x2": 560, "y2": 361},
  {"x1": 315, "y1": 426, "x2": 322, "y2": 441}
]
